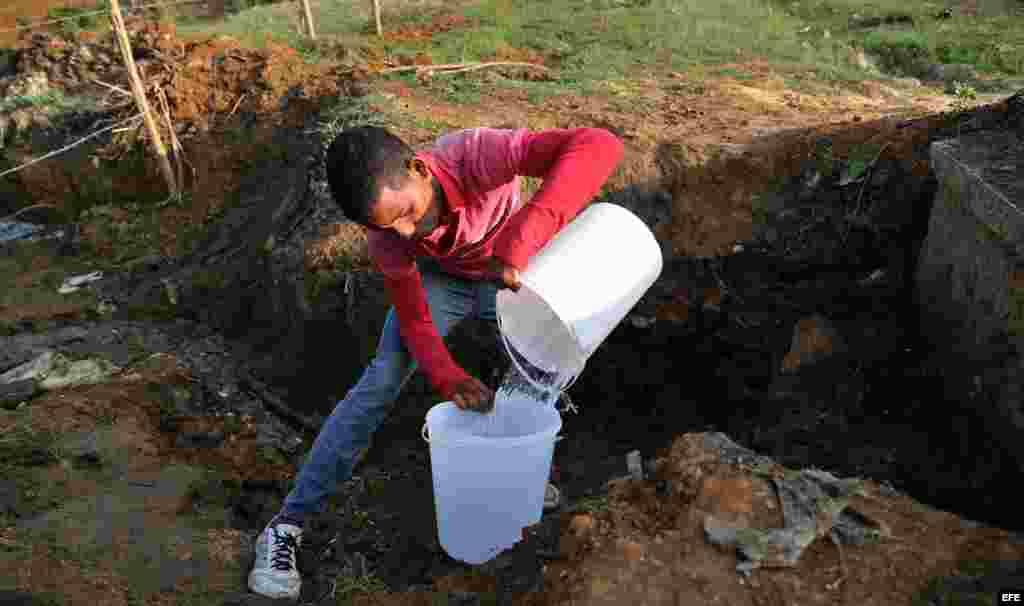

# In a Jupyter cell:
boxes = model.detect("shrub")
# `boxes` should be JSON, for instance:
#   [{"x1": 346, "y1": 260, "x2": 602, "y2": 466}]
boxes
[{"x1": 863, "y1": 29, "x2": 932, "y2": 76}]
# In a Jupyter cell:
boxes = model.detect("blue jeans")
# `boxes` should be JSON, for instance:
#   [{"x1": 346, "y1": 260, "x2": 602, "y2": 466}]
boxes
[{"x1": 278, "y1": 263, "x2": 500, "y2": 524}]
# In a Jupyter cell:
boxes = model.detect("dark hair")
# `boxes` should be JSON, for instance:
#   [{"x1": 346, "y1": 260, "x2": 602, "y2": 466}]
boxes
[{"x1": 325, "y1": 126, "x2": 415, "y2": 225}]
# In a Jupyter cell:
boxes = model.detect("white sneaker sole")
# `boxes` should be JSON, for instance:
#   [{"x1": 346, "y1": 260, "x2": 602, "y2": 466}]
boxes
[{"x1": 248, "y1": 569, "x2": 301, "y2": 600}]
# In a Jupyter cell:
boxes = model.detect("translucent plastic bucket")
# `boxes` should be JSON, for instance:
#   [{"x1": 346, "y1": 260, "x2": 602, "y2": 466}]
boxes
[
  {"x1": 496, "y1": 202, "x2": 663, "y2": 392},
  {"x1": 422, "y1": 398, "x2": 562, "y2": 564}
]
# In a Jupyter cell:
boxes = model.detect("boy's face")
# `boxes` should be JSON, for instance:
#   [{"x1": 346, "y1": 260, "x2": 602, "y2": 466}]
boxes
[{"x1": 366, "y1": 158, "x2": 441, "y2": 240}]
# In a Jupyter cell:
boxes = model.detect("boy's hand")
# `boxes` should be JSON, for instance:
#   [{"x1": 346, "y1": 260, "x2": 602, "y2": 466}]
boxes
[
  {"x1": 448, "y1": 377, "x2": 495, "y2": 412},
  {"x1": 487, "y1": 257, "x2": 522, "y2": 292}
]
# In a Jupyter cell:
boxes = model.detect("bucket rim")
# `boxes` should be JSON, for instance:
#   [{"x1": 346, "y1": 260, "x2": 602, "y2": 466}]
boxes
[
  {"x1": 496, "y1": 278, "x2": 587, "y2": 393},
  {"x1": 423, "y1": 402, "x2": 562, "y2": 446}
]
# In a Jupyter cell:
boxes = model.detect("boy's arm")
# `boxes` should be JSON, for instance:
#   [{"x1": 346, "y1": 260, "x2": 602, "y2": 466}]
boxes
[
  {"x1": 469, "y1": 127, "x2": 625, "y2": 272},
  {"x1": 369, "y1": 236, "x2": 471, "y2": 399}
]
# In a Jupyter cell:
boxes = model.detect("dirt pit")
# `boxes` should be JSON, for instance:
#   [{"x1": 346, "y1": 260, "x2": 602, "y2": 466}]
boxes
[{"x1": 329, "y1": 432, "x2": 1024, "y2": 606}]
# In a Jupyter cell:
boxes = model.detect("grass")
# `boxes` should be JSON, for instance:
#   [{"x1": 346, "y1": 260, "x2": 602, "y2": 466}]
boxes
[
  {"x1": 0, "y1": 240, "x2": 103, "y2": 328},
  {"x1": 773, "y1": 0, "x2": 1024, "y2": 76},
  {"x1": 335, "y1": 574, "x2": 388, "y2": 605},
  {"x1": 573, "y1": 494, "x2": 610, "y2": 514},
  {"x1": 180, "y1": 0, "x2": 876, "y2": 94}
]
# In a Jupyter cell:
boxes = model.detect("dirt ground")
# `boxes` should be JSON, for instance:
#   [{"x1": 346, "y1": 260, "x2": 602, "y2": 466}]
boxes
[
  {"x1": 4, "y1": 360, "x2": 1023, "y2": 606},
  {"x1": 2, "y1": 15, "x2": 1022, "y2": 606}
]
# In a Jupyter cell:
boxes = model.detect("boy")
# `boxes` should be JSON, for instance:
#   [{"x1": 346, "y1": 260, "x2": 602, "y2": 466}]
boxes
[{"x1": 249, "y1": 125, "x2": 624, "y2": 599}]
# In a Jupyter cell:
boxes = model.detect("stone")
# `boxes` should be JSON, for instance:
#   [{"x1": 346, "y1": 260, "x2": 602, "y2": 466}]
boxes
[
  {"x1": 892, "y1": 77, "x2": 922, "y2": 89},
  {"x1": 0, "y1": 351, "x2": 57, "y2": 384},
  {"x1": 621, "y1": 540, "x2": 644, "y2": 562},
  {"x1": 569, "y1": 513, "x2": 595, "y2": 536},
  {"x1": 926, "y1": 63, "x2": 977, "y2": 83},
  {"x1": 780, "y1": 314, "x2": 845, "y2": 373},
  {"x1": 175, "y1": 431, "x2": 225, "y2": 450},
  {"x1": 696, "y1": 476, "x2": 755, "y2": 517},
  {"x1": 58, "y1": 432, "x2": 102, "y2": 467},
  {"x1": 0, "y1": 591, "x2": 52, "y2": 606},
  {"x1": 0, "y1": 479, "x2": 19, "y2": 517},
  {"x1": 916, "y1": 129, "x2": 1024, "y2": 470},
  {"x1": 0, "y1": 379, "x2": 38, "y2": 409}
]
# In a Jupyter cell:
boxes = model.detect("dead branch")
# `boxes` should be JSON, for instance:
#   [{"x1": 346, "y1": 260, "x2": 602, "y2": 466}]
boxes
[
  {"x1": 228, "y1": 92, "x2": 248, "y2": 118},
  {"x1": 377, "y1": 61, "x2": 551, "y2": 77},
  {"x1": 92, "y1": 78, "x2": 133, "y2": 98}
]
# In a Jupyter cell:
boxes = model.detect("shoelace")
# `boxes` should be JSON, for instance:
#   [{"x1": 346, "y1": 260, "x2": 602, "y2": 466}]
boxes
[{"x1": 270, "y1": 528, "x2": 300, "y2": 572}]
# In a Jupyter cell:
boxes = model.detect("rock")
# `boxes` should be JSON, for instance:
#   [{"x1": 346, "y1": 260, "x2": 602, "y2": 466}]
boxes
[
  {"x1": 446, "y1": 592, "x2": 483, "y2": 606},
  {"x1": 927, "y1": 63, "x2": 977, "y2": 83},
  {"x1": 0, "y1": 379, "x2": 39, "y2": 410},
  {"x1": 0, "y1": 351, "x2": 57, "y2": 384},
  {"x1": 621, "y1": 540, "x2": 644, "y2": 562},
  {"x1": 175, "y1": 431, "x2": 225, "y2": 450},
  {"x1": 0, "y1": 591, "x2": 54, "y2": 606},
  {"x1": 569, "y1": 513, "x2": 595, "y2": 536},
  {"x1": 780, "y1": 314, "x2": 845, "y2": 373},
  {"x1": 696, "y1": 476, "x2": 755, "y2": 518},
  {"x1": 58, "y1": 432, "x2": 103, "y2": 467},
  {"x1": 0, "y1": 479, "x2": 19, "y2": 517},
  {"x1": 892, "y1": 77, "x2": 922, "y2": 89}
]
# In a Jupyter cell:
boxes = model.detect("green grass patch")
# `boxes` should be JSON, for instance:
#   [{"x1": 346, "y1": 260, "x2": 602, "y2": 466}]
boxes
[
  {"x1": 772, "y1": 0, "x2": 1024, "y2": 77},
  {"x1": 0, "y1": 91, "x2": 98, "y2": 123},
  {"x1": 0, "y1": 241, "x2": 102, "y2": 317},
  {"x1": 336, "y1": 574, "x2": 388, "y2": 605},
  {"x1": 317, "y1": 93, "x2": 392, "y2": 148},
  {"x1": 863, "y1": 29, "x2": 932, "y2": 76},
  {"x1": 183, "y1": 0, "x2": 871, "y2": 97},
  {"x1": 46, "y1": 1, "x2": 111, "y2": 37},
  {"x1": 573, "y1": 494, "x2": 610, "y2": 514}
]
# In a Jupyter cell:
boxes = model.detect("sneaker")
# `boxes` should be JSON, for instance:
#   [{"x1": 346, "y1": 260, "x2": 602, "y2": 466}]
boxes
[
  {"x1": 544, "y1": 483, "x2": 561, "y2": 512},
  {"x1": 248, "y1": 522, "x2": 303, "y2": 599}
]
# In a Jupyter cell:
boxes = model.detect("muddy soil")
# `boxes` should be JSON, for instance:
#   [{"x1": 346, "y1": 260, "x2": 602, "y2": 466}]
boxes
[{"x1": 2, "y1": 19, "x2": 1023, "y2": 606}]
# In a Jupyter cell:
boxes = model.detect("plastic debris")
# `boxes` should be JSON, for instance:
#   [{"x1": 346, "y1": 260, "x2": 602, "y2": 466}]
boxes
[
  {"x1": 0, "y1": 351, "x2": 119, "y2": 390},
  {"x1": 0, "y1": 222, "x2": 43, "y2": 242},
  {"x1": 58, "y1": 271, "x2": 104, "y2": 294},
  {"x1": 704, "y1": 468, "x2": 877, "y2": 574}
]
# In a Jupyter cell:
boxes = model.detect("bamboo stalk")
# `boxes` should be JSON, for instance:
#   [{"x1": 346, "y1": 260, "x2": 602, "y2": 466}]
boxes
[
  {"x1": 300, "y1": 0, "x2": 317, "y2": 40},
  {"x1": 109, "y1": 0, "x2": 178, "y2": 197},
  {"x1": 373, "y1": 0, "x2": 382, "y2": 36}
]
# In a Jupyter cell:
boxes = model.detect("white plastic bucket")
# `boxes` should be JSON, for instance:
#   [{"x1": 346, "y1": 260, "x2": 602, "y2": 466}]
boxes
[
  {"x1": 422, "y1": 397, "x2": 562, "y2": 564},
  {"x1": 496, "y1": 202, "x2": 663, "y2": 391}
]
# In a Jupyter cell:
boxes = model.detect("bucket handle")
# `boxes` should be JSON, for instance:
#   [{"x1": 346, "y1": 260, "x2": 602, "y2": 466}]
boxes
[
  {"x1": 422, "y1": 422, "x2": 564, "y2": 444},
  {"x1": 497, "y1": 310, "x2": 583, "y2": 395}
]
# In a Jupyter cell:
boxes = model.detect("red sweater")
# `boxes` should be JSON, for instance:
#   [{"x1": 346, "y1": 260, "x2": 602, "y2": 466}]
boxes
[{"x1": 366, "y1": 127, "x2": 624, "y2": 398}]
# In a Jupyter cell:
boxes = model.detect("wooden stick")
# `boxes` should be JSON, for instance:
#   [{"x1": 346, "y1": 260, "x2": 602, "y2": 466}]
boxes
[
  {"x1": 155, "y1": 85, "x2": 185, "y2": 194},
  {"x1": 227, "y1": 92, "x2": 248, "y2": 118},
  {"x1": 91, "y1": 78, "x2": 132, "y2": 97},
  {"x1": 377, "y1": 61, "x2": 551, "y2": 76},
  {"x1": 373, "y1": 0, "x2": 382, "y2": 36},
  {"x1": 300, "y1": 0, "x2": 316, "y2": 39},
  {"x1": 109, "y1": 0, "x2": 178, "y2": 197}
]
